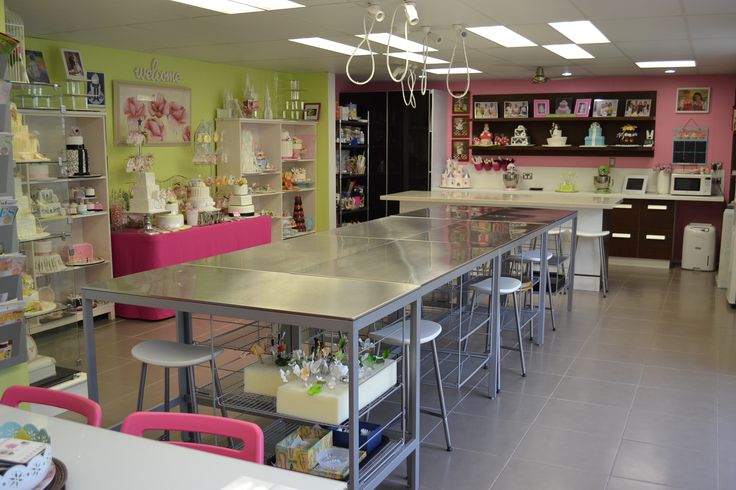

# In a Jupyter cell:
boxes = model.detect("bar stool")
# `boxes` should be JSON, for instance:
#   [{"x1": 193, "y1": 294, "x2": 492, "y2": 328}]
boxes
[
  {"x1": 370, "y1": 320, "x2": 452, "y2": 451},
  {"x1": 575, "y1": 230, "x2": 610, "y2": 296},
  {"x1": 468, "y1": 276, "x2": 526, "y2": 376},
  {"x1": 132, "y1": 340, "x2": 228, "y2": 420},
  {"x1": 515, "y1": 249, "x2": 557, "y2": 332}
]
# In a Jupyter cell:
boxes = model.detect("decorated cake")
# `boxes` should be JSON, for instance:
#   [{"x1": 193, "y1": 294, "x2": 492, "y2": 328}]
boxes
[
  {"x1": 546, "y1": 123, "x2": 568, "y2": 146},
  {"x1": 14, "y1": 178, "x2": 41, "y2": 240},
  {"x1": 61, "y1": 242, "x2": 96, "y2": 265},
  {"x1": 34, "y1": 240, "x2": 65, "y2": 274},
  {"x1": 10, "y1": 103, "x2": 47, "y2": 162},
  {"x1": 188, "y1": 180, "x2": 217, "y2": 211},
  {"x1": 33, "y1": 188, "x2": 62, "y2": 218},
  {"x1": 583, "y1": 122, "x2": 605, "y2": 147},
  {"x1": 440, "y1": 159, "x2": 471, "y2": 188},
  {"x1": 228, "y1": 182, "x2": 255, "y2": 216},
  {"x1": 29, "y1": 164, "x2": 49, "y2": 180},
  {"x1": 129, "y1": 172, "x2": 166, "y2": 214},
  {"x1": 291, "y1": 167, "x2": 307, "y2": 183},
  {"x1": 616, "y1": 124, "x2": 638, "y2": 145},
  {"x1": 509, "y1": 125, "x2": 531, "y2": 146},
  {"x1": 156, "y1": 213, "x2": 185, "y2": 229},
  {"x1": 291, "y1": 137, "x2": 303, "y2": 158},
  {"x1": 479, "y1": 123, "x2": 493, "y2": 146},
  {"x1": 281, "y1": 130, "x2": 293, "y2": 159},
  {"x1": 84, "y1": 187, "x2": 96, "y2": 198}
]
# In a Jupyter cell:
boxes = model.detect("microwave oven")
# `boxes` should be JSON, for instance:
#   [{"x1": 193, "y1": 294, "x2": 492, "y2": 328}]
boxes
[{"x1": 670, "y1": 173, "x2": 713, "y2": 196}]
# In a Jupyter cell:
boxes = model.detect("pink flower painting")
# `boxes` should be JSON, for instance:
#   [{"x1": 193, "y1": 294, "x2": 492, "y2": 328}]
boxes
[
  {"x1": 124, "y1": 97, "x2": 145, "y2": 122},
  {"x1": 183, "y1": 125, "x2": 191, "y2": 142},
  {"x1": 148, "y1": 95, "x2": 168, "y2": 119},
  {"x1": 168, "y1": 100, "x2": 187, "y2": 127},
  {"x1": 144, "y1": 118, "x2": 166, "y2": 143}
]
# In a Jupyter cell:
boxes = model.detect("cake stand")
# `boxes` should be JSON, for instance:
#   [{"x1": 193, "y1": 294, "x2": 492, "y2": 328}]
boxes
[{"x1": 126, "y1": 211, "x2": 169, "y2": 235}]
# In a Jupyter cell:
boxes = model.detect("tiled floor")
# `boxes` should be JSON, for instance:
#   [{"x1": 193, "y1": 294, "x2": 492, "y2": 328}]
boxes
[{"x1": 35, "y1": 266, "x2": 736, "y2": 489}]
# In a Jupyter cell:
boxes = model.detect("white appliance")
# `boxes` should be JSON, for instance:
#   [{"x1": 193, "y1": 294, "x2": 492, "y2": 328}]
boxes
[
  {"x1": 682, "y1": 223, "x2": 716, "y2": 271},
  {"x1": 728, "y1": 207, "x2": 736, "y2": 304},
  {"x1": 717, "y1": 205, "x2": 733, "y2": 288},
  {"x1": 671, "y1": 173, "x2": 713, "y2": 196}
]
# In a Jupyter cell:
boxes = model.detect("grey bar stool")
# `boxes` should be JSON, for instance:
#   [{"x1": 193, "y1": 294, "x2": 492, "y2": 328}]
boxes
[
  {"x1": 370, "y1": 320, "x2": 452, "y2": 451},
  {"x1": 468, "y1": 276, "x2": 526, "y2": 376},
  {"x1": 515, "y1": 249, "x2": 556, "y2": 331},
  {"x1": 575, "y1": 230, "x2": 610, "y2": 296},
  {"x1": 132, "y1": 340, "x2": 228, "y2": 420}
]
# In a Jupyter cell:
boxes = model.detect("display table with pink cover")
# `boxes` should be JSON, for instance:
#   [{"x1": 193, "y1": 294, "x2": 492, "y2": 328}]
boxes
[{"x1": 112, "y1": 217, "x2": 272, "y2": 320}]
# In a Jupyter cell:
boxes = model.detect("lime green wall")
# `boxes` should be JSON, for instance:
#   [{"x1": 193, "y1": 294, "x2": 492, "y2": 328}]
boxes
[
  {"x1": 0, "y1": 364, "x2": 28, "y2": 394},
  {"x1": 25, "y1": 37, "x2": 331, "y2": 231}
]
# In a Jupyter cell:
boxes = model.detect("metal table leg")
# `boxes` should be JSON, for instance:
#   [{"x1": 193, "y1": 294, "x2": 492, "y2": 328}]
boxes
[
  {"x1": 536, "y1": 232, "x2": 549, "y2": 346},
  {"x1": 489, "y1": 256, "x2": 500, "y2": 397},
  {"x1": 176, "y1": 311, "x2": 194, "y2": 414},
  {"x1": 568, "y1": 215, "x2": 578, "y2": 312},
  {"x1": 348, "y1": 325, "x2": 360, "y2": 490},
  {"x1": 407, "y1": 299, "x2": 420, "y2": 490},
  {"x1": 82, "y1": 297, "x2": 99, "y2": 402}
]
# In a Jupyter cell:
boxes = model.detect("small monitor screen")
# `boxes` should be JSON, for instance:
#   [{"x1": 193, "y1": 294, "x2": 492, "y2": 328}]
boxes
[{"x1": 623, "y1": 176, "x2": 648, "y2": 194}]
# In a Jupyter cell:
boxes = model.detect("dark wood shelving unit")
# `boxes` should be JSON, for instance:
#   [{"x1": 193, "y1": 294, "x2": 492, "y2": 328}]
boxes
[
  {"x1": 336, "y1": 115, "x2": 370, "y2": 227},
  {"x1": 470, "y1": 145, "x2": 655, "y2": 157}
]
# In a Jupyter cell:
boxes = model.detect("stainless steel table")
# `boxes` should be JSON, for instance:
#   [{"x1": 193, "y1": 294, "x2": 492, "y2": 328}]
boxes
[{"x1": 82, "y1": 205, "x2": 576, "y2": 490}]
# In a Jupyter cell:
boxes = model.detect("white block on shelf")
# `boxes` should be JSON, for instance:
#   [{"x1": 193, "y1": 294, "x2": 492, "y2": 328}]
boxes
[
  {"x1": 27, "y1": 355, "x2": 56, "y2": 384},
  {"x1": 243, "y1": 356, "x2": 284, "y2": 397},
  {"x1": 276, "y1": 359, "x2": 397, "y2": 425}
]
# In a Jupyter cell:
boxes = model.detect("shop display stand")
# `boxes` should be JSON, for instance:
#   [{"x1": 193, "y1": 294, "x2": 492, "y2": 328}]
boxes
[
  {"x1": 336, "y1": 115, "x2": 369, "y2": 227},
  {"x1": 216, "y1": 118, "x2": 317, "y2": 240}
]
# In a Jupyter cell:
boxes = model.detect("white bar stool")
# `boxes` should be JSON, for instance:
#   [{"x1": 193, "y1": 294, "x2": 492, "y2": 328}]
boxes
[
  {"x1": 468, "y1": 276, "x2": 526, "y2": 376},
  {"x1": 132, "y1": 340, "x2": 228, "y2": 420},
  {"x1": 370, "y1": 319, "x2": 452, "y2": 451},
  {"x1": 575, "y1": 230, "x2": 610, "y2": 296}
]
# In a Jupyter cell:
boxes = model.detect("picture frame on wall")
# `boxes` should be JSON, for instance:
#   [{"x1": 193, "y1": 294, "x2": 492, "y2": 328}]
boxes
[
  {"x1": 676, "y1": 87, "x2": 710, "y2": 113},
  {"x1": 452, "y1": 93, "x2": 470, "y2": 114},
  {"x1": 452, "y1": 116, "x2": 469, "y2": 137},
  {"x1": 25, "y1": 50, "x2": 49, "y2": 83},
  {"x1": 303, "y1": 102, "x2": 321, "y2": 121},
  {"x1": 592, "y1": 98, "x2": 619, "y2": 117},
  {"x1": 554, "y1": 97, "x2": 574, "y2": 115},
  {"x1": 533, "y1": 99, "x2": 549, "y2": 118},
  {"x1": 473, "y1": 101, "x2": 498, "y2": 119},
  {"x1": 732, "y1": 107, "x2": 736, "y2": 133},
  {"x1": 60, "y1": 48, "x2": 86, "y2": 80},
  {"x1": 503, "y1": 100, "x2": 528, "y2": 118},
  {"x1": 114, "y1": 80, "x2": 191, "y2": 146},
  {"x1": 452, "y1": 139, "x2": 469, "y2": 162},
  {"x1": 624, "y1": 98, "x2": 652, "y2": 117},
  {"x1": 574, "y1": 98, "x2": 591, "y2": 117},
  {"x1": 86, "y1": 71, "x2": 105, "y2": 108}
]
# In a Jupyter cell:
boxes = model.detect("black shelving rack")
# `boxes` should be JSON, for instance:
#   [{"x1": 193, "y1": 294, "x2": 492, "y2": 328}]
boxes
[{"x1": 336, "y1": 114, "x2": 370, "y2": 227}]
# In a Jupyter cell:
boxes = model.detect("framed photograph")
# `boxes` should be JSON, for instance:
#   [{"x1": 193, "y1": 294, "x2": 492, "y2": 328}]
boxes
[
  {"x1": 533, "y1": 99, "x2": 549, "y2": 118},
  {"x1": 452, "y1": 116, "x2": 469, "y2": 137},
  {"x1": 452, "y1": 93, "x2": 470, "y2": 114},
  {"x1": 732, "y1": 107, "x2": 736, "y2": 133},
  {"x1": 86, "y1": 71, "x2": 105, "y2": 108},
  {"x1": 676, "y1": 87, "x2": 710, "y2": 113},
  {"x1": 451, "y1": 139, "x2": 469, "y2": 162},
  {"x1": 473, "y1": 101, "x2": 497, "y2": 119},
  {"x1": 60, "y1": 48, "x2": 86, "y2": 80},
  {"x1": 25, "y1": 50, "x2": 49, "y2": 83},
  {"x1": 592, "y1": 99, "x2": 619, "y2": 117},
  {"x1": 114, "y1": 81, "x2": 191, "y2": 145},
  {"x1": 554, "y1": 97, "x2": 574, "y2": 115},
  {"x1": 574, "y1": 98, "x2": 592, "y2": 117},
  {"x1": 503, "y1": 100, "x2": 529, "y2": 118},
  {"x1": 624, "y1": 98, "x2": 652, "y2": 117},
  {"x1": 303, "y1": 102, "x2": 321, "y2": 121}
]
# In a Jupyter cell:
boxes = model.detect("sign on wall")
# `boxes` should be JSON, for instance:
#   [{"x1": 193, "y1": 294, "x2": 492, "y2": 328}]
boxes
[{"x1": 134, "y1": 58, "x2": 181, "y2": 84}]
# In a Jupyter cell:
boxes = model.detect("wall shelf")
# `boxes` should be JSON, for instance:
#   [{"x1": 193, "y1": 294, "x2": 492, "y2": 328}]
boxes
[{"x1": 471, "y1": 145, "x2": 655, "y2": 157}]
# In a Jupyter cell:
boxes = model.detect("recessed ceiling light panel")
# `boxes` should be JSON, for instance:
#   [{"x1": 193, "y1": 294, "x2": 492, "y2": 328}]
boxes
[
  {"x1": 289, "y1": 37, "x2": 373, "y2": 56},
  {"x1": 636, "y1": 60, "x2": 696, "y2": 68},
  {"x1": 385, "y1": 52, "x2": 447, "y2": 64},
  {"x1": 356, "y1": 33, "x2": 437, "y2": 53},
  {"x1": 466, "y1": 26, "x2": 537, "y2": 47},
  {"x1": 561, "y1": 71, "x2": 573, "y2": 77},
  {"x1": 665, "y1": 69, "x2": 676, "y2": 73},
  {"x1": 171, "y1": 0, "x2": 260, "y2": 14},
  {"x1": 548, "y1": 21, "x2": 609, "y2": 44},
  {"x1": 543, "y1": 44, "x2": 594, "y2": 59},
  {"x1": 238, "y1": 0, "x2": 304, "y2": 10},
  {"x1": 426, "y1": 67, "x2": 482, "y2": 74}
]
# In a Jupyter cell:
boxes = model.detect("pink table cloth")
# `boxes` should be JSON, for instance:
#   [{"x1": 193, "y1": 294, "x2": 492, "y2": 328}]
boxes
[{"x1": 112, "y1": 216, "x2": 272, "y2": 320}]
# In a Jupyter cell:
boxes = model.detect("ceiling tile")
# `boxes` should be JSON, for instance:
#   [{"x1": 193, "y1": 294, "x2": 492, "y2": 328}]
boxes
[
  {"x1": 570, "y1": 0, "x2": 683, "y2": 20},
  {"x1": 687, "y1": 14, "x2": 736, "y2": 39},
  {"x1": 595, "y1": 16, "x2": 689, "y2": 42},
  {"x1": 460, "y1": 0, "x2": 585, "y2": 24},
  {"x1": 615, "y1": 40, "x2": 694, "y2": 59},
  {"x1": 681, "y1": 0, "x2": 736, "y2": 15}
]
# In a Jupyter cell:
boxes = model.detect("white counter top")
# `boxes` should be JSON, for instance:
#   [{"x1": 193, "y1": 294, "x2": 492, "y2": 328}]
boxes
[{"x1": 381, "y1": 189, "x2": 724, "y2": 210}]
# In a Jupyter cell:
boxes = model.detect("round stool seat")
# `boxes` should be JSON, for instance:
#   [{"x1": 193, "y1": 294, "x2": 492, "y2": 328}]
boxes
[
  {"x1": 370, "y1": 320, "x2": 442, "y2": 346},
  {"x1": 576, "y1": 230, "x2": 610, "y2": 238},
  {"x1": 469, "y1": 276, "x2": 522, "y2": 295},
  {"x1": 132, "y1": 340, "x2": 224, "y2": 368},
  {"x1": 517, "y1": 250, "x2": 553, "y2": 263},
  {"x1": 547, "y1": 228, "x2": 571, "y2": 236}
]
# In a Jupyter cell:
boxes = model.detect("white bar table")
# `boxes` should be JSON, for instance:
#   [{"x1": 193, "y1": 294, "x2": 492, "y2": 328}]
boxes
[{"x1": 0, "y1": 405, "x2": 346, "y2": 490}]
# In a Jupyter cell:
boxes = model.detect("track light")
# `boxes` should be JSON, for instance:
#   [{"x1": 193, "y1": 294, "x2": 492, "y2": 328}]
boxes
[
  {"x1": 403, "y1": 1, "x2": 419, "y2": 26},
  {"x1": 367, "y1": 4, "x2": 385, "y2": 22}
]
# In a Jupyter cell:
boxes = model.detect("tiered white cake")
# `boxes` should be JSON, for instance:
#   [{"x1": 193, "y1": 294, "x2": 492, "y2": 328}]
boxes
[
  {"x1": 440, "y1": 159, "x2": 471, "y2": 188},
  {"x1": 188, "y1": 181, "x2": 217, "y2": 211},
  {"x1": 546, "y1": 124, "x2": 568, "y2": 147},
  {"x1": 14, "y1": 178, "x2": 40, "y2": 240},
  {"x1": 510, "y1": 125, "x2": 531, "y2": 146},
  {"x1": 129, "y1": 172, "x2": 166, "y2": 214},
  {"x1": 228, "y1": 185, "x2": 255, "y2": 216},
  {"x1": 34, "y1": 188, "x2": 62, "y2": 218},
  {"x1": 291, "y1": 167, "x2": 307, "y2": 183},
  {"x1": 11, "y1": 103, "x2": 46, "y2": 162}
]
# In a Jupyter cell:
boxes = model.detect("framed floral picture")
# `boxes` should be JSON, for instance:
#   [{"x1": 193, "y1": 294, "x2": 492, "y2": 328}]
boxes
[{"x1": 114, "y1": 81, "x2": 191, "y2": 145}]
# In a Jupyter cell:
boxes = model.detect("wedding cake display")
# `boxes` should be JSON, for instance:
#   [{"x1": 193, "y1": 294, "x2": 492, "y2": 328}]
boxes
[
  {"x1": 228, "y1": 180, "x2": 255, "y2": 216},
  {"x1": 156, "y1": 213, "x2": 185, "y2": 229},
  {"x1": 33, "y1": 188, "x2": 62, "y2": 218},
  {"x1": 10, "y1": 103, "x2": 47, "y2": 162},
  {"x1": 129, "y1": 172, "x2": 166, "y2": 214},
  {"x1": 291, "y1": 167, "x2": 307, "y2": 183},
  {"x1": 281, "y1": 129, "x2": 293, "y2": 159},
  {"x1": 34, "y1": 240, "x2": 66, "y2": 274},
  {"x1": 439, "y1": 159, "x2": 471, "y2": 188},
  {"x1": 509, "y1": 125, "x2": 531, "y2": 146},
  {"x1": 188, "y1": 180, "x2": 217, "y2": 211},
  {"x1": 14, "y1": 178, "x2": 42, "y2": 240},
  {"x1": 545, "y1": 123, "x2": 568, "y2": 147},
  {"x1": 583, "y1": 122, "x2": 605, "y2": 147}
]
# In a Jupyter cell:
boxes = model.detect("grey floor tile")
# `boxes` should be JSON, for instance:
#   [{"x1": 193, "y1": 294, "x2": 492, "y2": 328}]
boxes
[
  {"x1": 638, "y1": 366, "x2": 716, "y2": 395},
  {"x1": 612, "y1": 440, "x2": 717, "y2": 490},
  {"x1": 492, "y1": 458, "x2": 608, "y2": 490},
  {"x1": 418, "y1": 444, "x2": 505, "y2": 490},
  {"x1": 578, "y1": 342, "x2": 648, "y2": 364},
  {"x1": 423, "y1": 412, "x2": 529, "y2": 458},
  {"x1": 623, "y1": 408, "x2": 717, "y2": 452},
  {"x1": 453, "y1": 390, "x2": 547, "y2": 424},
  {"x1": 534, "y1": 398, "x2": 629, "y2": 436},
  {"x1": 632, "y1": 386, "x2": 716, "y2": 420},
  {"x1": 500, "y1": 350, "x2": 574, "y2": 376},
  {"x1": 587, "y1": 328, "x2": 655, "y2": 348},
  {"x1": 514, "y1": 426, "x2": 620, "y2": 474},
  {"x1": 566, "y1": 358, "x2": 643, "y2": 385},
  {"x1": 606, "y1": 477, "x2": 689, "y2": 490},
  {"x1": 643, "y1": 348, "x2": 717, "y2": 373},
  {"x1": 498, "y1": 370, "x2": 563, "y2": 397},
  {"x1": 552, "y1": 376, "x2": 637, "y2": 408}
]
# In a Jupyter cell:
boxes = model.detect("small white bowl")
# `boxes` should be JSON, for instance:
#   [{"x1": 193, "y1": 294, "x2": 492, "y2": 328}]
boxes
[{"x1": 317, "y1": 447, "x2": 350, "y2": 472}]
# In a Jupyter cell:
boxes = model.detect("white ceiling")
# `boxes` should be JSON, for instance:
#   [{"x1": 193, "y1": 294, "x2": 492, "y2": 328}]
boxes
[{"x1": 7, "y1": 0, "x2": 736, "y2": 80}]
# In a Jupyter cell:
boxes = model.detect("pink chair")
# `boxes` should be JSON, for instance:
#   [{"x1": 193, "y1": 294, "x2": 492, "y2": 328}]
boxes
[
  {"x1": 0, "y1": 385, "x2": 103, "y2": 427},
  {"x1": 120, "y1": 412, "x2": 264, "y2": 464}
]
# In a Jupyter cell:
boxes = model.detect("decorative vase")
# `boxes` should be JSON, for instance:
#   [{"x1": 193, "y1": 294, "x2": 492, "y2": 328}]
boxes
[
  {"x1": 503, "y1": 172, "x2": 520, "y2": 189},
  {"x1": 657, "y1": 172, "x2": 670, "y2": 194}
]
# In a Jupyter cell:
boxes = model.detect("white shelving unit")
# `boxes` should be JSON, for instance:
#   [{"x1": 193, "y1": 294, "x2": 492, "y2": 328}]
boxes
[{"x1": 216, "y1": 118, "x2": 317, "y2": 240}]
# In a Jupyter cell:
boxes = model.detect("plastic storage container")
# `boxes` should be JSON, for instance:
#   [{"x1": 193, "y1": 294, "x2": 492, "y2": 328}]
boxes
[{"x1": 682, "y1": 223, "x2": 716, "y2": 271}]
